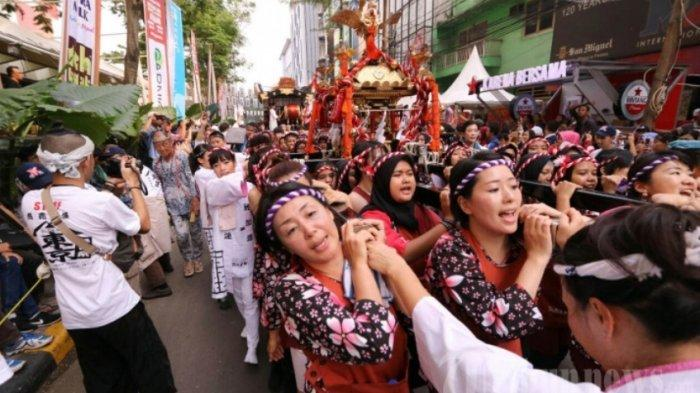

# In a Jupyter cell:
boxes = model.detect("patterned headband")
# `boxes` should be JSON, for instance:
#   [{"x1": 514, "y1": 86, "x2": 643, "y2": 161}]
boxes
[
  {"x1": 314, "y1": 164, "x2": 336, "y2": 175},
  {"x1": 266, "y1": 165, "x2": 308, "y2": 188},
  {"x1": 521, "y1": 137, "x2": 550, "y2": 154},
  {"x1": 628, "y1": 155, "x2": 677, "y2": 185},
  {"x1": 552, "y1": 156, "x2": 597, "y2": 185},
  {"x1": 338, "y1": 146, "x2": 374, "y2": 184},
  {"x1": 265, "y1": 188, "x2": 327, "y2": 238},
  {"x1": 453, "y1": 159, "x2": 512, "y2": 195},
  {"x1": 371, "y1": 152, "x2": 406, "y2": 174},
  {"x1": 515, "y1": 153, "x2": 549, "y2": 178},
  {"x1": 255, "y1": 148, "x2": 284, "y2": 172},
  {"x1": 553, "y1": 253, "x2": 662, "y2": 282}
]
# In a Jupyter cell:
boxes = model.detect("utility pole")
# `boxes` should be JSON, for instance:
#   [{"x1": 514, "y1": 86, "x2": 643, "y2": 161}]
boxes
[{"x1": 642, "y1": 0, "x2": 683, "y2": 128}]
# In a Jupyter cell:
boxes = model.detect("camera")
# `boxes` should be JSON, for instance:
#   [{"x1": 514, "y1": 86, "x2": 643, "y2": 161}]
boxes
[{"x1": 100, "y1": 156, "x2": 143, "y2": 179}]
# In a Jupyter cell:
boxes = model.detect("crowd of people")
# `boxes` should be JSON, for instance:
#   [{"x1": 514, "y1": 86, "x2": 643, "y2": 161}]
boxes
[{"x1": 0, "y1": 103, "x2": 698, "y2": 393}]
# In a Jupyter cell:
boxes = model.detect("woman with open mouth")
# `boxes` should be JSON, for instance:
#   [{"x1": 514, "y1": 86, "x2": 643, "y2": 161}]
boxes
[
  {"x1": 255, "y1": 183, "x2": 409, "y2": 392},
  {"x1": 626, "y1": 151, "x2": 697, "y2": 203},
  {"x1": 425, "y1": 151, "x2": 560, "y2": 356},
  {"x1": 361, "y1": 152, "x2": 449, "y2": 277}
]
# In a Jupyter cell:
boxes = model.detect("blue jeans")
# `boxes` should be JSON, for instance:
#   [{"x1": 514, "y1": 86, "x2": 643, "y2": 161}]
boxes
[{"x1": 0, "y1": 255, "x2": 39, "y2": 319}]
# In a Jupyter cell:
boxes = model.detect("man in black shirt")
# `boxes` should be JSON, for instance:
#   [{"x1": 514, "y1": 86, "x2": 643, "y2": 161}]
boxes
[{"x1": 4, "y1": 66, "x2": 24, "y2": 89}]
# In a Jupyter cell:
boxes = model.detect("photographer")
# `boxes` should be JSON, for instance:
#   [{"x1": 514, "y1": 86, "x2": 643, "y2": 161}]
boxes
[
  {"x1": 98, "y1": 146, "x2": 173, "y2": 300},
  {"x1": 21, "y1": 129, "x2": 175, "y2": 393}
]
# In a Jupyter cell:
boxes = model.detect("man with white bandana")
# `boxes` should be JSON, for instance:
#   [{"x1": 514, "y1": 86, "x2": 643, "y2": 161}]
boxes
[{"x1": 20, "y1": 129, "x2": 175, "y2": 392}]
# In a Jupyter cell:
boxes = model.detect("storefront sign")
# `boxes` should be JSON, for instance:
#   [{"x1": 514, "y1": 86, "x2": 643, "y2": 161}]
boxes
[
  {"x1": 59, "y1": 0, "x2": 101, "y2": 85},
  {"x1": 481, "y1": 61, "x2": 568, "y2": 92},
  {"x1": 144, "y1": 0, "x2": 171, "y2": 107},
  {"x1": 551, "y1": 0, "x2": 700, "y2": 61},
  {"x1": 167, "y1": 0, "x2": 186, "y2": 117},
  {"x1": 510, "y1": 94, "x2": 537, "y2": 119},
  {"x1": 618, "y1": 80, "x2": 649, "y2": 121}
]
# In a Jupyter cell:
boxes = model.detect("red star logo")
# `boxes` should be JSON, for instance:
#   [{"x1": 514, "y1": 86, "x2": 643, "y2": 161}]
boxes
[
  {"x1": 26, "y1": 167, "x2": 43, "y2": 179},
  {"x1": 468, "y1": 76, "x2": 481, "y2": 95},
  {"x1": 634, "y1": 87, "x2": 642, "y2": 96}
]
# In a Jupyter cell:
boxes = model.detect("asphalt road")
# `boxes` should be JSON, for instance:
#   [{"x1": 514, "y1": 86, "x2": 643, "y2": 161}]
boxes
[{"x1": 42, "y1": 248, "x2": 270, "y2": 393}]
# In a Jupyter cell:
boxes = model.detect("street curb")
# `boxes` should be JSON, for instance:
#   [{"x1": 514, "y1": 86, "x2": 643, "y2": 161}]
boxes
[{"x1": 0, "y1": 322, "x2": 74, "y2": 393}]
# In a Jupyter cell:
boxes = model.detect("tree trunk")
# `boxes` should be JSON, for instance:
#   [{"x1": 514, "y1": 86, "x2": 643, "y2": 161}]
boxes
[
  {"x1": 642, "y1": 0, "x2": 682, "y2": 127},
  {"x1": 124, "y1": 0, "x2": 143, "y2": 84}
]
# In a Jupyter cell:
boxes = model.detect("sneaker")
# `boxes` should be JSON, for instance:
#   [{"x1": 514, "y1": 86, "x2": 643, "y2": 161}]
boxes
[
  {"x1": 217, "y1": 294, "x2": 233, "y2": 310},
  {"x1": 244, "y1": 347, "x2": 258, "y2": 365},
  {"x1": 4, "y1": 332, "x2": 53, "y2": 356},
  {"x1": 7, "y1": 358, "x2": 26, "y2": 373},
  {"x1": 142, "y1": 286, "x2": 173, "y2": 300},
  {"x1": 28, "y1": 312, "x2": 61, "y2": 328},
  {"x1": 12, "y1": 318, "x2": 36, "y2": 333},
  {"x1": 193, "y1": 261, "x2": 204, "y2": 274}
]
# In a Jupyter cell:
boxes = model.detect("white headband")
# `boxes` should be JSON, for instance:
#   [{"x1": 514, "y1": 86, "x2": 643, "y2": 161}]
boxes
[
  {"x1": 555, "y1": 227, "x2": 700, "y2": 281},
  {"x1": 554, "y1": 254, "x2": 662, "y2": 281},
  {"x1": 36, "y1": 135, "x2": 94, "y2": 179}
]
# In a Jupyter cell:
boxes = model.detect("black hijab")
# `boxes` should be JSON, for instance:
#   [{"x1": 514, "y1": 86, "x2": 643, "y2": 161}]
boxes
[{"x1": 361, "y1": 154, "x2": 419, "y2": 231}]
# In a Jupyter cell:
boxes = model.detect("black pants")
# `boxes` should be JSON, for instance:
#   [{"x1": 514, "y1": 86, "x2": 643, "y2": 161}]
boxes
[{"x1": 68, "y1": 302, "x2": 176, "y2": 393}]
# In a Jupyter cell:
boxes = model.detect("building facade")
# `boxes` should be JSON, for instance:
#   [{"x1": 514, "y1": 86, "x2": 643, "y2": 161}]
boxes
[
  {"x1": 288, "y1": 1, "x2": 328, "y2": 86},
  {"x1": 431, "y1": 0, "x2": 555, "y2": 90}
]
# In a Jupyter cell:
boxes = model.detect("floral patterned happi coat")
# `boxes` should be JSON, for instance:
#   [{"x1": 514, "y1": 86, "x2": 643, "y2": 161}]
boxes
[
  {"x1": 425, "y1": 227, "x2": 543, "y2": 355},
  {"x1": 273, "y1": 264, "x2": 409, "y2": 393}
]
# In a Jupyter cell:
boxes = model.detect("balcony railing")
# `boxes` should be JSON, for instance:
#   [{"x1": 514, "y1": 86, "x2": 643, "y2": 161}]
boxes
[{"x1": 434, "y1": 39, "x2": 502, "y2": 71}]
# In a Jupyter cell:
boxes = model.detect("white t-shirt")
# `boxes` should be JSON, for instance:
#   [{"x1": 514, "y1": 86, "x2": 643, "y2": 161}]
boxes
[
  {"x1": 194, "y1": 167, "x2": 217, "y2": 228},
  {"x1": 205, "y1": 172, "x2": 255, "y2": 278},
  {"x1": 140, "y1": 166, "x2": 164, "y2": 198},
  {"x1": 21, "y1": 186, "x2": 141, "y2": 329}
]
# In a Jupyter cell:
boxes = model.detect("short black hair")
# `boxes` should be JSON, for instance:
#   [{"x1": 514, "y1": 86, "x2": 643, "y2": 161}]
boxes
[
  {"x1": 6, "y1": 66, "x2": 19, "y2": 76},
  {"x1": 562, "y1": 204, "x2": 700, "y2": 343}
]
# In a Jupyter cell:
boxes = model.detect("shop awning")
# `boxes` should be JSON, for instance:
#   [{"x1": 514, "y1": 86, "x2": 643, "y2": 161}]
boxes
[{"x1": 0, "y1": 18, "x2": 123, "y2": 85}]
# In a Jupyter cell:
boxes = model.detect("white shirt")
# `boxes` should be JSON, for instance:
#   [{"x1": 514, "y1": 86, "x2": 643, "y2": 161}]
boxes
[
  {"x1": 194, "y1": 167, "x2": 217, "y2": 228},
  {"x1": 413, "y1": 296, "x2": 700, "y2": 393},
  {"x1": 21, "y1": 186, "x2": 141, "y2": 329},
  {"x1": 140, "y1": 166, "x2": 164, "y2": 198},
  {"x1": 0, "y1": 354, "x2": 12, "y2": 386},
  {"x1": 205, "y1": 172, "x2": 255, "y2": 278}
]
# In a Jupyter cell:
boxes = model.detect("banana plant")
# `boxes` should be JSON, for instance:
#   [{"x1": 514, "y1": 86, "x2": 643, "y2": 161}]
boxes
[{"x1": 0, "y1": 80, "x2": 145, "y2": 145}]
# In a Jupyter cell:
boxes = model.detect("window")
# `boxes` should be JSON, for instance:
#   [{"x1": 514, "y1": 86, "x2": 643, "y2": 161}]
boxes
[
  {"x1": 458, "y1": 21, "x2": 488, "y2": 47},
  {"x1": 525, "y1": 0, "x2": 555, "y2": 35}
]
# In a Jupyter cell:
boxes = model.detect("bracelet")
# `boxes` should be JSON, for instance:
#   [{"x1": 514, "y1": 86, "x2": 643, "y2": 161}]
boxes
[{"x1": 441, "y1": 217, "x2": 455, "y2": 230}]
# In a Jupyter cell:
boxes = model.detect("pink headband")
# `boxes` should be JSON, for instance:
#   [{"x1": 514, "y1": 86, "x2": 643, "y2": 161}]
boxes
[
  {"x1": 266, "y1": 165, "x2": 308, "y2": 188},
  {"x1": 515, "y1": 153, "x2": 549, "y2": 178},
  {"x1": 553, "y1": 156, "x2": 597, "y2": 185}
]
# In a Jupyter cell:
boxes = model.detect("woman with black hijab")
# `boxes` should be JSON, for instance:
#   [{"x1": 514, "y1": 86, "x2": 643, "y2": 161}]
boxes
[{"x1": 360, "y1": 152, "x2": 449, "y2": 276}]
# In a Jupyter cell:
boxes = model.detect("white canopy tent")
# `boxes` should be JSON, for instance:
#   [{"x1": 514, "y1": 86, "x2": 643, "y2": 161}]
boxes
[{"x1": 440, "y1": 46, "x2": 513, "y2": 106}]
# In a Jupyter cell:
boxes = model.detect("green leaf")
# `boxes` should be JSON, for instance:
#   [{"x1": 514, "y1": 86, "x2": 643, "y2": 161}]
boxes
[
  {"x1": 52, "y1": 83, "x2": 141, "y2": 118},
  {"x1": 112, "y1": 105, "x2": 139, "y2": 137},
  {"x1": 38, "y1": 105, "x2": 112, "y2": 145},
  {"x1": 185, "y1": 103, "x2": 203, "y2": 118},
  {"x1": 150, "y1": 106, "x2": 178, "y2": 120}
]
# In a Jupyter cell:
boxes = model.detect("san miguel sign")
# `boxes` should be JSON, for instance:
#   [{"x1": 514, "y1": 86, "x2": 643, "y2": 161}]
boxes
[
  {"x1": 479, "y1": 60, "x2": 569, "y2": 92},
  {"x1": 551, "y1": 0, "x2": 700, "y2": 61}
]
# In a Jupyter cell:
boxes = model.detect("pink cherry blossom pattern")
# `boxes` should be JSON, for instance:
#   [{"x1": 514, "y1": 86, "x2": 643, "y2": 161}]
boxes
[
  {"x1": 327, "y1": 317, "x2": 368, "y2": 358},
  {"x1": 443, "y1": 274, "x2": 464, "y2": 305},
  {"x1": 284, "y1": 317, "x2": 300, "y2": 340},
  {"x1": 380, "y1": 312, "x2": 397, "y2": 350},
  {"x1": 481, "y1": 298, "x2": 510, "y2": 337}
]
